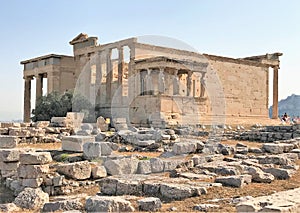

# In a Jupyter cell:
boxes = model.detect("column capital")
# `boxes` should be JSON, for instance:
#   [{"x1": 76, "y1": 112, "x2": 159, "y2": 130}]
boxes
[
  {"x1": 24, "y1": 76, "x2": 33, "y2": 81},
  {"x1": 158, "y1": 66, "x2": 165, "y2": 72}
]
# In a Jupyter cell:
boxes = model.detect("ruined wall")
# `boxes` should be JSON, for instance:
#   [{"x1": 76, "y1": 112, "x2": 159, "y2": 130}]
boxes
[
  {"x1": 208, "y1": 58, "x2": 269, "y2": 118},
  {"x1": 59, "y1": 57, "x2": 76, "y2": 93}
]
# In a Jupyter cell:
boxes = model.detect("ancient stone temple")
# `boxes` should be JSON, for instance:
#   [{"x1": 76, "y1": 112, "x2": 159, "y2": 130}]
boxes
[{"x1": 21, "y1": 33, "x2": 282, "y2": 126}]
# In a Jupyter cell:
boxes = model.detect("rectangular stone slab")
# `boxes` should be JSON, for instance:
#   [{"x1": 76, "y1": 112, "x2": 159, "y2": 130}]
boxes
[
  {"x1": 0, "y1": 136, "x2": 19, "y2": 148},
  {"x1": 62, "y1": 136, "x2": 95, "y2": 152}
]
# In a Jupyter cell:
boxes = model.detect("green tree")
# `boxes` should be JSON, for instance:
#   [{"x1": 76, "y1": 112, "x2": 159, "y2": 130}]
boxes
[{"x1": 32, "y1": 91, "x2": 95, "y2": 122}]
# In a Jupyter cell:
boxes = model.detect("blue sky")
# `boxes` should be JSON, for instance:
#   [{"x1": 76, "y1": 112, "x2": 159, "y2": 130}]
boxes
[{"x1": 0, "y1": 0, "x2": 299, "y2": 121}]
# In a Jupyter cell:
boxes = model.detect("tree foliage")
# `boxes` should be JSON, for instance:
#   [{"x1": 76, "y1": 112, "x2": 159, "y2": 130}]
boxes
[{"x1": 32, "y1": 91, "x2": 95, "y2": 122}]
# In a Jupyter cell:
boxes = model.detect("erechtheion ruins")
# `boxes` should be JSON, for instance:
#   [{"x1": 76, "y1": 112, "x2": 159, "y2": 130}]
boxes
[{"x1": 21, "y1": 33, "x2": 282, "y2": 126}]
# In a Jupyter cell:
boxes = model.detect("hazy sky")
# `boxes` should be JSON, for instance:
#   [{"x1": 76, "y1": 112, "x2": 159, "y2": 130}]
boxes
[{"x1": 0, "y1": 0, "x2": 299, "y2": 121}]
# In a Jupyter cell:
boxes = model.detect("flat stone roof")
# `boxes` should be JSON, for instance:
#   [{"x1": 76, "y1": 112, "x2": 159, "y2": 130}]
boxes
[{"x1": 20, "y1": 54, "x2": 73, "y2": 64}]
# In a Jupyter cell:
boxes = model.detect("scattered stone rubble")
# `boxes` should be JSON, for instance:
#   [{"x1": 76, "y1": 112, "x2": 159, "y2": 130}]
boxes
[
  {"x1": 0, "y1": 119, "x2": 300, "y2": 212},
  {"x1": 236, "y1": 187, "x2": 300, "y2": 212}
]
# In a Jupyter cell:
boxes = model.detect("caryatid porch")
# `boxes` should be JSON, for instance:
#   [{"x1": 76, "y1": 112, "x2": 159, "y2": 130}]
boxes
[{"x1": 129, "y1": 56, "x2": 209, "y2": 126}]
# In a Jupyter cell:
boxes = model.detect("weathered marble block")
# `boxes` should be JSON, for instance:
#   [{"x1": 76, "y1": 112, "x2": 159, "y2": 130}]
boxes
[
  {"x1": 19, "y1": 152, "x2": 52, "y2": 165},
  {"x1": 0, "y1": 136, "x2": 19, "y2": 148},
  {"x1": 62, "y1": 135, "x2": 95, "y2": 152}
]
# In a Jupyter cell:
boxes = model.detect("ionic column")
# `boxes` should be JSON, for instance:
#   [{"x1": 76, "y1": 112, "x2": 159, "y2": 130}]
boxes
[
  {"x1": 272, "y1": 66, "x2": 279, "y2": 119},
  {"x1": 158, "y1": 68, "x2": 165, "y2": 94},
  {"x1": 23, "y1": 77, "x2": 32, "y2": 122},
  {"x1": 187, "y1": 71, "x2": 192, "y2": 96},
  {"x1": 106, "y1": 49, "x2": 112, "y2": 102},
  {"x1": 173, "y1": 69, "x2": 179, "y2": 95},
  {"x1": 145, "y1": 69, "x2": 153, "y2": 95},
  {"x1": 200, "y1": 72, "x2": 206, "y2": 97},
  {"x1": 35, "y1": 74, "x2": 43, "y2": 102},
  {"x1": 118, "y1": 47, "x2": 124, "y2": 99},
  {"x1": 118, "y1": 47, "x2": 124, "y2": 87},
  {"x1": 95, "y1": 51, "x2": 102, "y2": 105}
]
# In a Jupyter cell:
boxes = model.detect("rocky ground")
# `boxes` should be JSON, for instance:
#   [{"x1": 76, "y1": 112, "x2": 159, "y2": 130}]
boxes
[{"x1": 0, "y1": 116, "x2": 300, "y2": 212}]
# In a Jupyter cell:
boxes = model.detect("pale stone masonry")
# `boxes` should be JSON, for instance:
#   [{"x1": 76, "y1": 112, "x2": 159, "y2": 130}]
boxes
[
  {"x1": 21, "y1": 54, "x2": 75, "y2": 122},
  {"x1": 21, "y1": 33, "x2": 282, "y2": 125}
]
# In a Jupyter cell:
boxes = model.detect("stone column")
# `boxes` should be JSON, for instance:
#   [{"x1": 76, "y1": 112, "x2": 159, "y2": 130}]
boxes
[
  {"x1": 173, "y1": 69, "x2": 179, "y2": 95},
  {"x1": 128, "y1": 45, "x2": 135, "y2": 100},
  {"x1": 272, "y1": 66, "x2": 279, "y2": 119},
  {"x1": 187, "y1": 71, "x2": 192, "y2": 96},
  {"x1": 106, "y1": 49, "x2": 112, "y2": 102},
  {"x1": 118, "y1": 46, "x2": 124, "y2": 97},
  {"x1": 200, "y1": 72, "x2": 206, "y2": 97},
  {"x1": 23, "y1": 77, "x2": 32, "y2": 122},
  {"x1": 95, "y1": 51, "x2": 102, "y2": 105},
  {"x1": 35, "y1": 74, "x2": 43, "y2": 102},
  {"x1": 158, "y1": 68, "x2": 165, "y2": 94},
  {"x1": 145, "y1": 69, "x2": 153, "y2": 95}
]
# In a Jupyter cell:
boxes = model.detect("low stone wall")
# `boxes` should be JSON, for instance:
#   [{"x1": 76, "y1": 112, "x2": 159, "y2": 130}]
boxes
[{"x1": 233, "y1": 124, "x2": 300, "y2": 142}]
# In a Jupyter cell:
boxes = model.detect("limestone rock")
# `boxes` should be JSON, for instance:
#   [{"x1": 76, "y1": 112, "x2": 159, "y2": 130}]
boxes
[
  {"x1": 56, "y1": 161, "x2": 91, "y2": 180},
  {"x1": 138, "y1": 197, "x2": 162, "y2": 211},
  {"x1": 193, "y1": 204, "x2": 220, "y2": 211},
  {"x1": 0, "y1": 161, "x2": 20, "y2": 171},
  {"x1": 85, "y1": 196, "x2": 134, "y2": 212},
  {"x1": 81, "y1": 123, "x2": 94, "y2": 131},
  {"x1": 0, "y1": 136, "x2": 19, "y2": 148},
  {"x1": 258, "y1": 155, "x2": 290, "y2": 165},
  {"x1": 42, "y1": 198, "x2": 83, "y2": 212},
  {"x1": 14, "y1": 187, "x2": 49, "y2": 210},
  {"x1": 160, "y1": 183, "x2": 194, "y2": 200},
  {"x1": 137, "y1": 160, "x2": 151, "y2": 174},
  {"x1": 192, "y1": 155, "x2": 207, "y2": 166},
  {"x1": 104, "y1": 157, "x2": 139, "y2": 175},
  {"x1": 150, "y1": 158, "x2": 164, "y2": 173},
  {"x1": 0, "y1": 149, "x2": 20, "y2": 162},
  {"x1": 100, "y1": 142, "x2": 113, "y2": 156},
  {"x1": 132, "y1": 140, "x2": 156, "y2": 147},
  {"x1": 215, "y1": 175, "x2": 252, "y2": 188},
  {"x1": 62, "y1": 136, "x2": 95, "y2": 152},
  {"x1": 91, "y1": 165, "x2": 107, "y2": 179},
  {"x1": 172, "y1": 142, "x2": 197, "y2": 155},
  {"x1": 83, "y1": 142, "x2": 101, "y2": 160},
  {"x1": 18, "y1": 164, "x2": 49, "y2": 178},
  {"x1": 22, "y1": 178, "x2": 43, "y2": 188},
  {"x1": 263, "y1": 167, "x2": 293, "y2": 180},
  {"x1": 163, "y1": 159, "x2": 183, "y2": 171},
  {"x1": 244, "y1": 166, "x2": 274, "y2": 183},
  {"x1": 236, "y1": 187, "x2": 300, "y2": 212},
  {"x1": 19, "y1": 152, "x2": 52, "y2": 165},
  {"x1": 262, "y1": 143, "x2": 294, "y2": 154},
  {"x1": 96, "y1": 116, "x2": 109, "y2": 131},
  {"x1": 0, "y1": 203, "x2": 20, "y2": 212},
  {"x1": 95, "y1": 132, "x2": 106, "y2": 141}
]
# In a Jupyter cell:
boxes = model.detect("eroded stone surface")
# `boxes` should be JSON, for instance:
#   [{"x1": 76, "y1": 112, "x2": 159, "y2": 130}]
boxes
[
  {"x1": 85, "y1": 196, "x2": 135, "y2": 212},
  {"x1": 104, "y1": 157, "x2": 139, "y2": 175},
  {"x1": 62, "y1": 136, "x2": 95, "y2": 152},
  {"x1": 43, "y1": 198, "x2": 83, "y2": 212},
  {"x1": 236, "y1": 187, "x2": 300, "y2": 212},
  {"x1": 0, "y1": 136, "x2": 19, "y2": 148},
  {"x1": 215, "y1": 175, "x2": 252, "y2": 188},
  {"x1": 0, "y1": 149, "x2": 20, "y2": 162},
  {"x1": 56, "y1": 161, "x2": 91, "y2": 180},
  {"x1": 19, "y1": 152, "x2": 52, "y2": 165},
  {"x1": 138, "y1": 197, "x2": 162, "y2": 211},
  {"x1": 14, "y1": 187, "x2": 49, "y2": 210}
]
